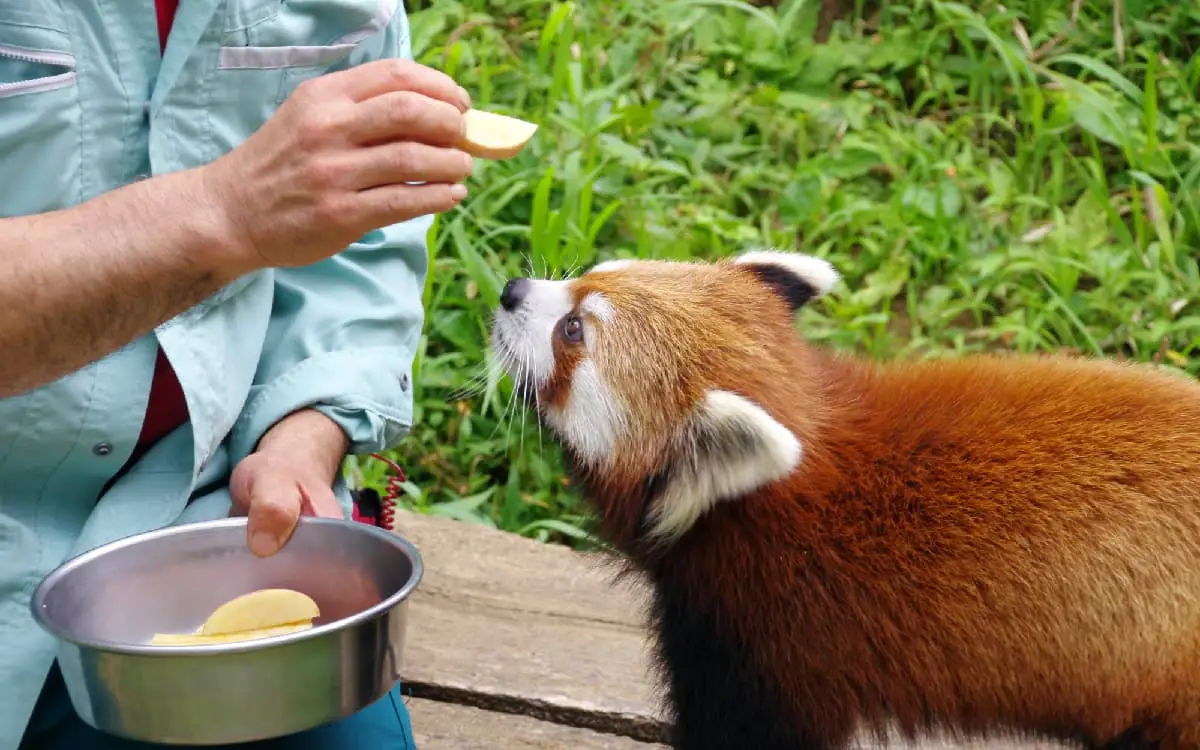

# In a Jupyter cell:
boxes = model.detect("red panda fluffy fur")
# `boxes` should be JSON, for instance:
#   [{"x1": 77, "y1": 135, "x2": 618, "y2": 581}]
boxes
[{"x1": 488, "y1": 251, "x2": 1200, "y2": 750}]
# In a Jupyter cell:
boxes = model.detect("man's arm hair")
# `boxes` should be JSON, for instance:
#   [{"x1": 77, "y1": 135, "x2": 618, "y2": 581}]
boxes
[
  {"x1": 0, "y1": 168, "x2": 246, "y2": 398},
  {"x1": 0, "y1": 54, "x2": 475, "y2": 400}
]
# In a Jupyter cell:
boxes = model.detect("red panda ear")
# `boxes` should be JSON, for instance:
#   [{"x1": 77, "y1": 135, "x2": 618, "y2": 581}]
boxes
[
  {"x1": 646, "y1": 390, "x2": 802, "y2": 542},
  {"x1": 731, "y1": 250, "x2": 839, "y2": 311}
]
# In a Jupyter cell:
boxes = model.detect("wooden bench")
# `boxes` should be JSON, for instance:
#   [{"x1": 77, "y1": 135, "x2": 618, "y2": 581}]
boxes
[
  {"x1": 393, "y1": 509, "x2": 1074, "y2": 750},
  {"x1": 393, "y1": 509, "x2": 667, "y2": 748}
]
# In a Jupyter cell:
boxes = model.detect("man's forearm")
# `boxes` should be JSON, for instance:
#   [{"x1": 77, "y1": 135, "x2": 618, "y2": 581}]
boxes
[
  {"x1": 254, "y1": 408, "x2": 351, "y2": 485},
  {"x1": 0, "y1": 168, "x2": 247, "y2": 398}
]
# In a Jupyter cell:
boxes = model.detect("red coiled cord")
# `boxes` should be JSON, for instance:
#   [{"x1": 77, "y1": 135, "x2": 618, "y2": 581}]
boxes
[{"x1": 368, "y1": 452, "x2": 405, "y2": 531}]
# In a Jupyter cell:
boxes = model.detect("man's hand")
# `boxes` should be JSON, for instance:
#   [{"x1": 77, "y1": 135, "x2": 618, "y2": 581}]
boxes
[
  {"x1": 201, "y1": 58, "x2": 475, "y2": 273},
  {"x1": 229, "y1": 409, "x2": 350, "y2": 557},
  {"x1": 0, "y1": 58, "x2": 474, "y2": 397}
]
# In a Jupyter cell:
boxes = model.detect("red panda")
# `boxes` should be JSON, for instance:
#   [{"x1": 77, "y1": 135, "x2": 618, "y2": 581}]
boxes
[{"x1": 488, "y1": 250, "x2": 1200, "y2": 750}]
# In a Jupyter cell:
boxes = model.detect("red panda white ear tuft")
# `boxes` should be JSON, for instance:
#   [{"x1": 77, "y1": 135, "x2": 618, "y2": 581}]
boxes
[
  {"x1": 646, "y1": 390, "x2": 802, "y2": 543},
  {"x1": 732, "y1": 249, "x2": 839, "y2": 311}
]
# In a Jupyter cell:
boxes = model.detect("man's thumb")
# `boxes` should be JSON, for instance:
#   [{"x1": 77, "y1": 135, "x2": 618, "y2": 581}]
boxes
[{"x1": 246, "y1": 482, "x2": 302, "y2": 557}]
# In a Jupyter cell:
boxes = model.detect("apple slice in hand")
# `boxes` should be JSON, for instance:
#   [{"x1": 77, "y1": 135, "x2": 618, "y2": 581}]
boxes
[{"x1": 458, "y1": 109, "x2": 539, "y2": 160}]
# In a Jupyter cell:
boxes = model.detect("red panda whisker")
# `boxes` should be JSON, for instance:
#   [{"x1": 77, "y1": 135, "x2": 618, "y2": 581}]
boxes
[
  {"x1": 528, "y1": 347, "x2": 543, "y2": 452},
  {"x1": 562, "y1": 259, "x2": 582, "y2": 281},
  {"x1": 516, "y1": 341, "x2": 538, "y2": 451},
  {"x1": 453, "y1": 349, "x2": 509, "y2": 403},
  {"x1": 494, "y1": 340, "x2": 526, "y2": 446}
]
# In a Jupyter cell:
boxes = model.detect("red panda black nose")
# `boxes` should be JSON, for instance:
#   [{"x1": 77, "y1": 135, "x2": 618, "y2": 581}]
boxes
[{"x1": 500, "y1": 278, "x2": 531, "y2": 312}]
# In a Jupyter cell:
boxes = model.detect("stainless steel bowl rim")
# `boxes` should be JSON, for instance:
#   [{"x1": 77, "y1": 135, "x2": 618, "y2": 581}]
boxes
[{"x1": 29, "y1": 516, "x2": 424, "y2": 657}]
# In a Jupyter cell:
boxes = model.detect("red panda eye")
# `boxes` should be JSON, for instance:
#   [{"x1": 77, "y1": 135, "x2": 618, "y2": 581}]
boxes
[{"x1": 562, "y1": 315, "x2": 584, "y2": 344}]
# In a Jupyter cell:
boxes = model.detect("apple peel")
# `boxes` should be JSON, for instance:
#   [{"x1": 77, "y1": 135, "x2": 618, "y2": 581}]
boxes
[
  {"x1": 149, "y1": 621, "x2": 313, "y2": 647},
  {"x1": 149, "y1": 588, "x2": 320, "y2": 646}
]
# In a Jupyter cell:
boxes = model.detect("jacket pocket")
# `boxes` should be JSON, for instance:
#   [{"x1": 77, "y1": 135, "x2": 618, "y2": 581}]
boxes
[
  {"x1": 0, "y1": 11, "x2": 81, "y2": 217},
  {"x1": 0, "y1": 44, "x2": 75, "y2": 97},
  {"x1": 218, "y1": 0, "x2": 396, "y2": 72},
  {"x1": 206, "y1": 0, "x2": 400, "y2": 171}
]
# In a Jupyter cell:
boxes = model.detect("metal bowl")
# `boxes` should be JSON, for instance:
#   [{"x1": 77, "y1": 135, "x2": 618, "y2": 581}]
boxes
[{"x1": 30, "y1": 516, "x2": 423, "y2": 745}]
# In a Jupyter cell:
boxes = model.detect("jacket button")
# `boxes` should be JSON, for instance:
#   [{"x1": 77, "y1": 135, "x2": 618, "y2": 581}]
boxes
[
  {"x1": 92, "y1": 442, "x2": 113, "y2": 457},
  {"x1": 399, "y1": 373, "x2": 410, "y2": 391}
]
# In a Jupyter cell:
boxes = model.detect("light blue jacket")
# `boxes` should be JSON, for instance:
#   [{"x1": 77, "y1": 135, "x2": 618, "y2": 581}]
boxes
[{"x1": 0, "y1": 1, "x2": 428, "y2": 746}]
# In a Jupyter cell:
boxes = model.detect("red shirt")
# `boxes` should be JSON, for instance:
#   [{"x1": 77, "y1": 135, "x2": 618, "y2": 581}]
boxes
[
  {"x1": 155, "y1": 0, "x2": 178, "y2": 54},
  {"x1": 125, "y1": 0, "x2": 188, "y2": 469}
]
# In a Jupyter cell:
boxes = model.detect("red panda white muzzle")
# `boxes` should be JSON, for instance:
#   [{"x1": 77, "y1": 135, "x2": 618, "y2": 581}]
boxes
[{"x1": 489, "y1": 250, "x2": 1200, "y2": 750}]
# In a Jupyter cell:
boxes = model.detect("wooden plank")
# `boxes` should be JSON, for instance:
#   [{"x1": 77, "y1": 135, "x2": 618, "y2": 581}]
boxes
[
  {"x1": 393, "y1": 509, "x2": 668, "y2": 743},
  {"x1": 408, "y1": 697, "x2": 669, "y2": 749}
]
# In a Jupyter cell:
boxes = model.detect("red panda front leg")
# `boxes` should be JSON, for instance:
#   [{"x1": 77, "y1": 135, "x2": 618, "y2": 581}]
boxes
[{"x1": 650, "y1": 584, "x2": 855, "y2": 750}]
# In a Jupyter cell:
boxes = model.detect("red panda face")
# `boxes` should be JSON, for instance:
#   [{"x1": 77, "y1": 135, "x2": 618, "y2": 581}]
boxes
[{"x1": 490, "y1": 250, "x2": 839, "y2": 545}]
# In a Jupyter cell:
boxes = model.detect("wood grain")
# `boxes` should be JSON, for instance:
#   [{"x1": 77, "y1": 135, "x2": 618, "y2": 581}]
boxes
[
  {"x1": 393, "y1": 509, "x2": 668, "y2": 743},
  {"x1": 408, "y1": 697, "x2": 669, "y2": 749}
]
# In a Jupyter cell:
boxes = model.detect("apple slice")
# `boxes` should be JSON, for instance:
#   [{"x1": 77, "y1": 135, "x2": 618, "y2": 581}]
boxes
[
  {"x1": 199, "y1": 588, "x2": 320, "y2": 637},
  {"x1": 150, "y1": 621, "x2": 313, "y2": 646},
  {"x1": 458, "y1": 109, "x2": 538, "y2": 160}
]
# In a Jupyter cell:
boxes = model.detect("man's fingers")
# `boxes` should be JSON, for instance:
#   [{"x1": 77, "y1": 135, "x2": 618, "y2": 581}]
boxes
[
  {"x1": 298, "y1": 482, "x2": 344, "y2": 519},
  {"x1": 318, "y1": 58, "x2": 469, "y2": 110},
  {"x1": 348, "y1": 141, "x2": 474, "y2": 191},
  {"x1": 349, "y1": 91, "x2": 466, "y2": 148},
  {"x1": 356, "y1": 181, "x2": 469, "y2": 227},
  {"x1": 246, "y1": 483, "x2": 302, "y2": 558}
]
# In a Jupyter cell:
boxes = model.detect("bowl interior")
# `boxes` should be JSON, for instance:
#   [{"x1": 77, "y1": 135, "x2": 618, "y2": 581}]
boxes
[{"x1": 34, "y1": 517, "x2": 419, "y2": 648}]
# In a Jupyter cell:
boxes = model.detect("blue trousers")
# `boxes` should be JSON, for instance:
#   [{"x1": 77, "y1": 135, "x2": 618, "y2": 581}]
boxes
[{"x1": 20, "y1": 663, "x2": 417, "y2": 749}]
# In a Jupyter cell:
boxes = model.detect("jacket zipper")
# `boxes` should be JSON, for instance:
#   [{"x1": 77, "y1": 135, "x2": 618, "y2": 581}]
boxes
[{"x1": 0, "y1": 43, "x2": 77, "y2": 96}]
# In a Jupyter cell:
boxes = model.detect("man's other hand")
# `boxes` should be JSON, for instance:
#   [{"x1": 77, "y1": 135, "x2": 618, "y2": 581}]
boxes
[{"x1": 228, "y1": 409, "x2": 351, "y2": 557}]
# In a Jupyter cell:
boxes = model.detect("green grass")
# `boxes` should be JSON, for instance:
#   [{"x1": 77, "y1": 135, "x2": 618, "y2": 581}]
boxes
[{"x1": 344, "y1": 0, "x2": 1200, "y2": 549}]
